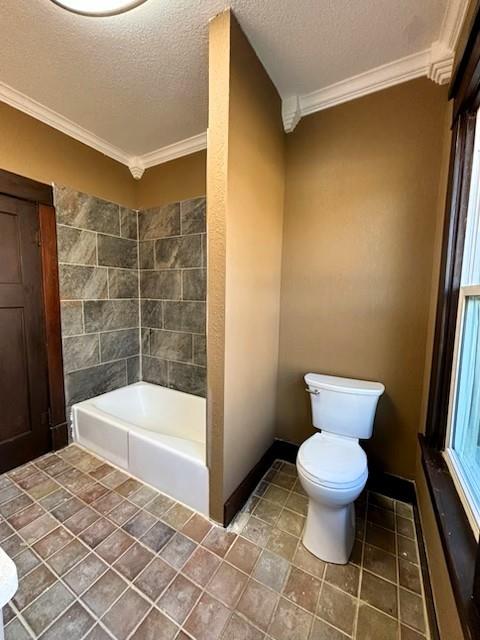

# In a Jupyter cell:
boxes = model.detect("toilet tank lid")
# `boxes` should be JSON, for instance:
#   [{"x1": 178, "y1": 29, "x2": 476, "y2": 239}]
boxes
[{"x1": 305, "y1": 373, "x2": 385, "y2": 396}]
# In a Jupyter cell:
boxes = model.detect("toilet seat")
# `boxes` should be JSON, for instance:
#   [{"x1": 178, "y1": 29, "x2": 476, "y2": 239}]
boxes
[{"x1": 297, "y1": 433, "x2": 367, "y2": 490}]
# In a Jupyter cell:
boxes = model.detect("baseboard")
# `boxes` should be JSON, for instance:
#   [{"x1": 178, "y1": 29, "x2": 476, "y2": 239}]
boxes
[
  {"x1": 50, "y1": 421, "x2": 69, "y2": 451},
  {"x1": 367, "y1": 470, "x2": 417, "y2": 505}
]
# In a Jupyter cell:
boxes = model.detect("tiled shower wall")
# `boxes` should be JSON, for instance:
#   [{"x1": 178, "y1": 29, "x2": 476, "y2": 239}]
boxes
[
  {"x1": 55, "y1": 186, "x2": 140, "y2": 413},
  {"x1": 139, "y1": 198, "x2": 207, "y2": 397}
]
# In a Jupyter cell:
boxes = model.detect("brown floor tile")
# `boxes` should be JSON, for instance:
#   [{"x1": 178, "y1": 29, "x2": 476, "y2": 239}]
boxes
[
  {"x1": 365, "y1": 522, "x2": 396, "y2": 554},
  {"x1": 237, "y1": 579, "x2": 279, "y2": 631},
  {"x1": 272, "y1": 470, "x2": 297, "y2": 490},
  {"x1": 285, "y1": 492, "x2": 308, "y2": 516},
  {"x1": 226, "y1": 536, "x2": 261, "y2": 574},
  {"x1": 293, "y1": 479, "x2": 306, "y2": 496},
  {"x1": 16, "y1": 469, "x2": 48, "y2": 491},
  {"x1": 0, "y1": 520, "x2": 15, "y2": 541},
  {"x1": 134, "y1": 556, "x2": 176, "y2": 600},
  {"x1": 82, "y1": 569, "x2": 127, "y2": 617},
  {"x1": 221, "y1": 612, "x2": 264, "y2": 640},
  {"x1": 23, "y1": 581, "x2": 74, "y2": 636},
  {"x1": 102, "y1": 588, "x2": 150, "y2": 640},
  {"x1": 269, "y1": 597, "x2": 312, "y2": 640},
  {"x1": 266, "y1": 528, "x2": 298, "y2": 561},
  {"x1": 42, "y1": 458, "x2": 72, "y2": 478},
  {"x1": 131, "y1": 608, "x2": 179, "y2": 640},
  {"x1": 77, "y1": 482, "x2": 109, "y2": 504},
  {"x1": 310, "y1": 617, "x2": 349, "y2": 639},
  {"x1": 356, "y1": 602, "x2": 398, "y2": 640},
  {"x1": 95, "y1": 528, "x2": 134, "y2": 564},
  {"x1": 79, "y1": 518, "x2": 116, "y2": 549},
  {"x1": 158, "y1": 574, "x2": 202, "y2": 624},
  {"x1": 398, "y1": 535, "x2": 419, "y2": 564},
  {"x1": 91, "y1": 491, "x2": 123, "y2": 515},
  {"x1": 253, "y1": 549, "x2": 290, "y2": 592},
  {"x1": 116, "y1": 478, "x2": 143, "y2": 498},
  {"x1": 141, "y1": 520, "x2": 175, "y2": 552},
  {"x1": 123, "y1": 510, "x2": 157, "y2": 538},
  {"x1": 207, "y1": 561, "x2": 248, "y2": 607},
  {"x1": 203, "y1": 526, "x2": 236, "y2": 557},
  {"x1": 399, "y1": 558, "x2": 422, "y2": 593},
  {"x1": 369, "y1": 493, "x2": 395, "y2": 511},
  {"x1": 47, "y1": 539, "x2": 89, "y2": 575},
  {"x1": 8, "y1": 503, "x2": 44, "y2": 530},
  {"x1": 399, "y1": 588, "x2": 426, "y2": 633},
  {"x1": 144, "y1": 494, "x2": 175, "y2": 518},
  {"x1": 396, "y1": 502, "x2": 414, "y2": 520},
  {"x1": 84, "y1": 625, "x2": 113, "y2": 640},
  {"x1": 64, "y1": 506, "x2": 100, "y2": 535},
  {"x1": 39, "y1": 487, "x2": 72, "y2": 511},
  {"x1": 19, "y1": 513, "x2": 57, "y2": 544},
  {"x1": 401, "y1": 624, "x2": 426, "y2": 639},
  {"x1": 51, "y1": 497, "x2": 84, "y2": 522},
  {"x1": 183, "y1": 546, "x2": 222, "y2": 586},
  {"x1": 263, "y1": 485, "x2": 290, "y2": 506},
  {"x1": 253, "y1": 498, "x2": 283, "y2": 525},
  {"x1": 15, "y1": 548, "x2": 41, "y2": 578},
  {"x1": 160, "y1": 532, "x2": 196, "y2": 569},
  {"x1": 108, "y1": 500, "x2": 140, "y2": 525},
  {"x1": 242, "y1": 517, "x2": 273, "y2": 547},
  {"x1": 8, "y1": 464, "x2": 36, "y2": 483},
  {"x1": 292, "y1": 544, "x2": 326, "y2": 579},
  {"x1": 56, "y1": 467, "x2": 91, "y2": 493},
  {"x1": 162, "y1": 503, "x2": 194, "y2": 529},
  {"x1": 283, "y1": 565, "x2": 321, "y2": 612},
  {"x1": 129, "y1": 485, "x2": 158, "y2": 507},
  {"x1": 114, "y1": 542, "x2": 154, "y2": 580},
  {"x1": 276, "y1": 509, "x2": 305, "y2": 537},
  {"x1": 33, "y1": 526, "x2": 72, "y2": 558},
  {"x1": 13, "y1": 564, "x2": 56, "y2": 610},
  {"x1": 317, "y1": 583, "x2": 356, "y2": 636},
  {"x1": 350, "y1": 538, "x2": 363, "y2": 566},
  {"x1": 0, "y1": 485, "x2": 22, "y2": 505},
  {"x1": 363, "y1": 543, "x2": 397, "y2": 582},
  {"x1": 397, "y1": 515, "x2": 415, "y2": 539},
  {"x1": 0, "y1": 494, "x2": 32, "y2": 519},
  {"x1": 89, "y1": 462, "x2": 116, "y2": 481},
  {"x1": 367, "y1": 505, "x2": 396, "y2": 531},
  {"x1": 64, "y1": 553, "x2": 107, "y2": 595},
  {"x1": 101, "y1": 469, "x2": 130, "y2": 489},
  {"x1": 182, "y1": 513, "x2": 212, "y2": 542},
  {"x1": 325, "y1": 562, "x2": 360, "y2": 597},
  {"x1": 5, "y1": 618, "x2": 31, "y2": 640},
  {"x1": 184, "y1": 592, "x2": 231, "y2": 640},
  {"x1": 3, "y1": 533, "x2": 26, "y2": 559},
  {"x1": 360, "y1": 570, "x2": 398, "y2": 617}
]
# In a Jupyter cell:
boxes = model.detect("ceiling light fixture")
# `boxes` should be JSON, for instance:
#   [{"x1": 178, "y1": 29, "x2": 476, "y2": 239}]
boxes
[{"x1": 50, "y1": 0, "x2": 148, "y2": 16}]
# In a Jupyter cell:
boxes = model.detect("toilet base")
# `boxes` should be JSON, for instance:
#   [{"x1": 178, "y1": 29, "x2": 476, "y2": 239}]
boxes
[{"x1": 302, "y1": 499, "x2": 356, "y2": 564}]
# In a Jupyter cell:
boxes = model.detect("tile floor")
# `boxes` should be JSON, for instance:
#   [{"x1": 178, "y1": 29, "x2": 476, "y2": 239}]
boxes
[{"x1": 0, "y1": 445, "x2": 430, "y2": 640}]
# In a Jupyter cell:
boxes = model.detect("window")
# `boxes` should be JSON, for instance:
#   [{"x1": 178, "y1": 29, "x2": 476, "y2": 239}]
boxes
[{"x1": 444, "y1": 111, "x2": 480, "y2": 539}]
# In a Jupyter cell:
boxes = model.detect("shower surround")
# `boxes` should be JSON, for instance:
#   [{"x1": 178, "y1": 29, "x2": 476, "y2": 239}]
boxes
[{"x1": 55, "y1": 187, "x2": 207, "y2": 421}]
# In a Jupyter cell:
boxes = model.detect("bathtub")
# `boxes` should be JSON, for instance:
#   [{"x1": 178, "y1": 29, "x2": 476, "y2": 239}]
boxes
[{"x1": 72, "y1": 382, "x2": 209, "y2": 515}]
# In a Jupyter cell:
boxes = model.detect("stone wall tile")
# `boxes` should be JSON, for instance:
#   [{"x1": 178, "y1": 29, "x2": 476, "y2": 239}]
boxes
[
  {"x1": 57, "y1": 226, "x2": 96, "y2": 266},
  {"x1": 63, "y1": 334, "x2": 99, "y2": 373},
  {"x1": 65, "y1": 360, "x2": 127, "y2": 406},
  {"x1": 168, "y1": 362, "x2": 206, "y2": 397},
  {"x1": 120, "y1": 208, "x2": 138, "y2": 240},
  {"x1": 108, "y1": 269, "x2": 139, "y2": 299},
  {"x1": 84, "y1": 300, "x2": 139, "y2": 333},
  {"x1": 149, "y1": 330, "x2": 192, "y2": 363},
  {"x1": 55, "y1": 186, "x2": 120, "y2": 235},
  {"x1": 140, "y1": 271, "x2": 181, "y2": 300},
  {"x1": 100, "y1": 329, "x2": 140, "y2": 362},
  {"x1": 59, "y1": 265, "x2": 107, "y2": 300},
  {"x1": 163, "y1": 301, "x2": 205, "y2": 334},
  {"x1": 182, "y1": 269, "x2": 206, "y2": 301},
  {"x1": 98, "y1": 235, "x2": 138, "y2": 269},
  {"x1": 60, "y1": 301, "x2": 83, "y2": 336},
  {"x1": 139, "y1": 204, "x2": 180, "y2": 240},
  {"x1": 155, "y1": 235, "x2": 202, "y2": 269},
  {"x1": 142, "y1": 356, "x2": 168, "y2": 386},
  {"x1": 180, "y1": 197, "x2": 206, "y2": 235}
]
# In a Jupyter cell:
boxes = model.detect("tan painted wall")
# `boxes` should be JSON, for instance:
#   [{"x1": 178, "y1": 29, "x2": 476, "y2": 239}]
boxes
[
  {"x1": 136, "y1": 151, "x2": 206, "y2": 209},
  {"x1": 0, "y1": 102, "x2": 135, "y2": 208},
  {"x1": 276, "y1": 79, "x2": 450, "y2": 479},
  {"x1": 207, "y1": 10, "x2": 285, "y2": 519}
]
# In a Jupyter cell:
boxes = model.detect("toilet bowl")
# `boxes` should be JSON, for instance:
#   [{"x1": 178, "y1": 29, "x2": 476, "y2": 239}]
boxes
[{"x1": 298, "y1": 373, "x2": 384, "y2": 564}]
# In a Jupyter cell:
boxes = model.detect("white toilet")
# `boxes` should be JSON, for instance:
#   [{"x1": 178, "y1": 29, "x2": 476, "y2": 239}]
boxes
[{"x1": 297, "y1": 373, "x2": 384, "y2": 564}]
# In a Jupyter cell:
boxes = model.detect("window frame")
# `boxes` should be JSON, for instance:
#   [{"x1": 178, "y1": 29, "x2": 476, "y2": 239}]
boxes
[{"x1": 423, "y1": 4, "x2": 480, "y2": 637}]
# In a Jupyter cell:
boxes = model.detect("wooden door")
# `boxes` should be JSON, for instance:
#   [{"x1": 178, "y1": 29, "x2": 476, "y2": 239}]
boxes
[{"x1": 0, "y1": 194, "x2": 50, "y2": 471}]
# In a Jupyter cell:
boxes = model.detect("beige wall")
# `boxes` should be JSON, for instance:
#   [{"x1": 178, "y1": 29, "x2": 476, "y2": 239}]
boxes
[
  {"x1": 136, "y1": 151, "x2": 206, "y2": 209},
  {"x1": 276, "y1": 79, "x2": 450, "y2": 480},
  {"x1": 207, "y1": 10, "x2": 285, "y2": 520},
  {"x1": 0, "y1": 102, "x2": 135, "y2": 208}
]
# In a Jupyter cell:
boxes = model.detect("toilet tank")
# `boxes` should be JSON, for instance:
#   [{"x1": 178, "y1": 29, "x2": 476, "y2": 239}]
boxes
[{"x1": 305, "y1": 373, "x2": 384, "y2": 440}]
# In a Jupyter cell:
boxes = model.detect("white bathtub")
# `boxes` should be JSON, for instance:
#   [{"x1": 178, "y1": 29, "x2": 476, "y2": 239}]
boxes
[{"x1": 72, "y1": 382, "x2": 209, "y2": 515}]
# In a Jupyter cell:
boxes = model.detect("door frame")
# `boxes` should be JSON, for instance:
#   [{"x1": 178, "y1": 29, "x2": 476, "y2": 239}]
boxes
[{"x1": 0, "y1": 168, "x2": 68, "y2": 451}]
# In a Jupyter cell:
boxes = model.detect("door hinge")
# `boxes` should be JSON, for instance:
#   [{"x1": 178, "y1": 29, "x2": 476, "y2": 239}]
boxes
[{"x1": 35, "y1": 230, "x2": 42, "y2": 247}]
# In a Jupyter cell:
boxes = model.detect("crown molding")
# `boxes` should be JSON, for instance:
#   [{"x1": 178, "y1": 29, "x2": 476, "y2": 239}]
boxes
[
  {"x1": 282, "y1": 0, "x2": 470, "y2": 132},
  {"x1": 0, "y1": 80, "x2": 131, "y2": 165},
  {"x1": 0, "y1": 80, "x2": 207, "y2": 179}
]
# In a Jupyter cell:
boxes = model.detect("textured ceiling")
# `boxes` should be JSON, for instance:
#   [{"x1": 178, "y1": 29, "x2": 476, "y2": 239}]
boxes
[{"x1": 0, "y1": 0, "x2": 447, "y2": 156}]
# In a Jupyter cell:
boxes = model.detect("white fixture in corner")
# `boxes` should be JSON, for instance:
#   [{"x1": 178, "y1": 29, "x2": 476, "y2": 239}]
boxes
[
  {"x1": 128, "y1": 157, "x2": 145, "y2": 180},
  {"x1": 50, "y1": 0, "x2": 148, "y2": 16}
]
